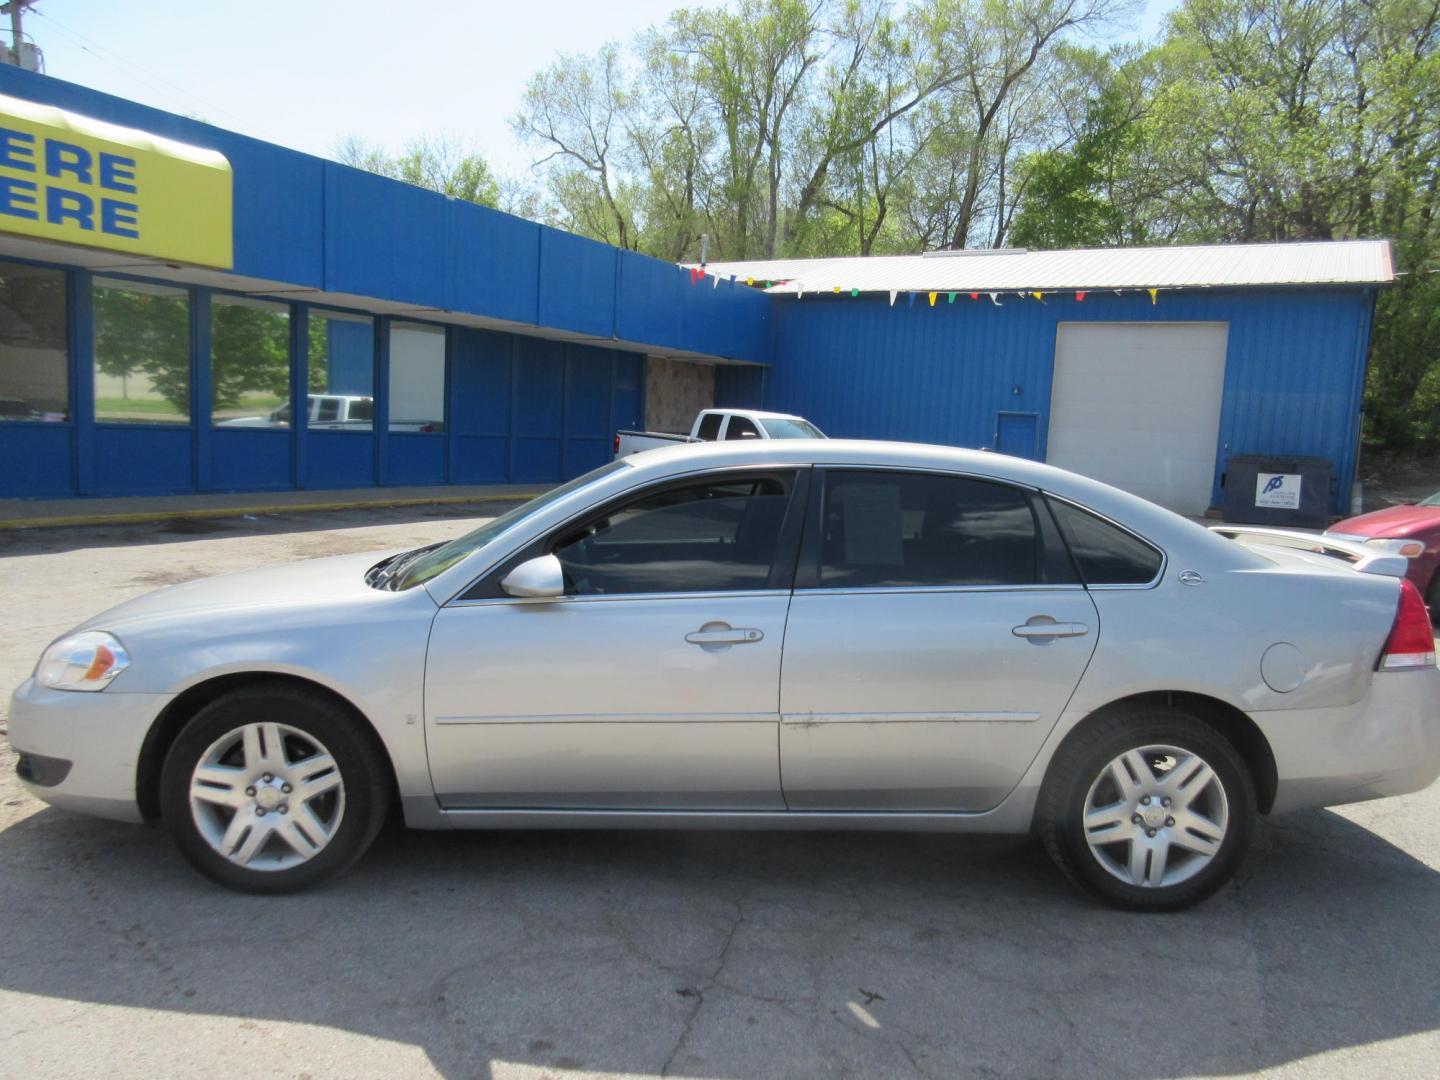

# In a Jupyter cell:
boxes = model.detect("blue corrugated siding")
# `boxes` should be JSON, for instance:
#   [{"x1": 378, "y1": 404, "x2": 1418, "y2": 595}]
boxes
[
  {"x1": 0, "y1": 67, "x2": 770, "y2": 364},
  {"x1": 758, "y1": 288, "x2": 1373, "y2": 513}
]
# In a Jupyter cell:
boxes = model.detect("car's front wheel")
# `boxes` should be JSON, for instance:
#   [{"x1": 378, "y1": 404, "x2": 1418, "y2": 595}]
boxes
[
  {"x1": 1037, "y1": 708, "x2": 1256, "y2": 911},
  {"x1": 159, "y1": 682, "x2": 389, "y2": 893}
]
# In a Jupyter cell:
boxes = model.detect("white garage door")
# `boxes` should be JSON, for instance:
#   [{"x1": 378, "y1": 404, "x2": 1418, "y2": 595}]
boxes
[{"x1": 1047, "y1": 322, "x2": 1228, "y2": 516}]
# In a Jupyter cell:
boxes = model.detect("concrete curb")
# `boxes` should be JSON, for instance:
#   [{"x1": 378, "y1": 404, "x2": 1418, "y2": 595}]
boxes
[{"x1": 0, "y1": 492, "x2": 535, "y2": 531}]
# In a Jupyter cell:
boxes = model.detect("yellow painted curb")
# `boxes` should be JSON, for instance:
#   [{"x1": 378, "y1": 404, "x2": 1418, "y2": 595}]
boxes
[{"x1": 0, "y1": 492, "x2": 535, "y2": 531}]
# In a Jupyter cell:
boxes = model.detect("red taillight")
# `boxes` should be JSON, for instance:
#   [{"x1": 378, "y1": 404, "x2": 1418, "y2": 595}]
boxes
[
  {"x1": 1378, "y1": 578, "x2": 1436, "y2": 671},
  {"x1": 613, "y1": 434, "x2": 620, "y2": 454}
]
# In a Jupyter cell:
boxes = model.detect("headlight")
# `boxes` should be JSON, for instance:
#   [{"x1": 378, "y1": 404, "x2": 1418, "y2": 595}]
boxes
[
  {"x1": 35, "y1": 631, "x2": 131, "y2": 692},
  {"x1": 1365, "y1": 537, "x2": 1427, "y2": 559}
]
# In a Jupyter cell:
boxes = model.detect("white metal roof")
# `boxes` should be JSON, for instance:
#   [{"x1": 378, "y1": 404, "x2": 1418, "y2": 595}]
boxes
[{"x1": 693, "y1": 240, "x2": 1394, "y2": 295}]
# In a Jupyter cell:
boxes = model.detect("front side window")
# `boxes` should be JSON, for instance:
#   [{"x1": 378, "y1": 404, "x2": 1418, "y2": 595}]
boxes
[
  {"x1": 94, "y1": 278, "x2": 190, "y2": 424},
  {"x1": 1047, "y1": 498, "x2": 1163, "y2": 585},
  {"x1": 0, "y1": 259, "x2": 67, "y2": 422},
  {"x1": 388, "y1": 322, "x2": 445, "y2": 432},
  {"x1": 817, "y1": 471, "x2": 1041, "y2": 589},
  {"x1": 211, "y1": 295, "x2": 290, "y2": 427},
  {"x1": 553, "y1": 473, "x2": 795, "y2": 595},
  {"x1": 308, "y1": 310, "x2": 373, "y2": 431},
  {"x1": 400, "y1": 460, "x2": 634, "y2": 591},
  {"x1": 725, "y1": 415, "x2": 760, "y2": 440}
]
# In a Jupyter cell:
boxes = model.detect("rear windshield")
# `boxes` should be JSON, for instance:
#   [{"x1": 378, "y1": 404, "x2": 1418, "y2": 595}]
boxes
[{"x1": 759, "y1": 417, "x2": 825, "y2": 439}]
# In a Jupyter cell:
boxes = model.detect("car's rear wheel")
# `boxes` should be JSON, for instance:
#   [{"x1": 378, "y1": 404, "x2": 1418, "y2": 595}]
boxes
[
  {"x1": 159, "y1": 682, "x2": 389, "y2": 893},
  {"x1": 1037, "y1": 708, "x2": 1256, "y2": 911}
]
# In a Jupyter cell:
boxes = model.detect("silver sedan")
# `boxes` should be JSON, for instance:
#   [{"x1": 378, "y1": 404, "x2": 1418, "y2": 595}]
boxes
[{"x1": 10, "y1": 441, "x2": 1440, "y2": 910}]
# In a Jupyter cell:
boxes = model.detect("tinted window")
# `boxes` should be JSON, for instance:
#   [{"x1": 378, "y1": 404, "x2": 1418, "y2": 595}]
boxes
[
  {"x1": 725, "y1": 415, "x2": 760, "y2": 440},
  {"x1": 94, "y1": 278, "x2": 190, "y2": 424},
  {"x1": 1047, "y1": 498, "x2": 1163, "y2": 585},
  {"x1": 554, "y1": 474, "x2": 793, "y2": 595},
  {"x1": 0, "y1": 259, "x2": 67, "y2": 422},
  {"x1": 696, "y1": 413, "x2": 723, "y2": 440},
  {"x1": 314, "y1": 397, "x2": 340, "y2": 422},
  {"x1": 309, "y1": 310, "x2": 373, "y2": 431},
  {"x1": 211, "y1": 295, "x2": 290, "y2": 427},
  {"x1": 818, "y1": 471, "x2": 1039, "y2": 588}
]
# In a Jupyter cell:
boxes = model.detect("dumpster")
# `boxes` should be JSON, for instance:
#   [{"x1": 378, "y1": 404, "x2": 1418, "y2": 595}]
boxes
[{"x1": 1222, "y1": 455, "x2": 1333, "y2": 528}]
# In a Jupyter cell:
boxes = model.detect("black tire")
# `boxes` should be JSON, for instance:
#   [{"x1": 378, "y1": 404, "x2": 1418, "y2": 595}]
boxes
[
  {"x1": 1037, "y1": 707, "x2": 1256, "y2": 912},
  {"x1": 159, "y1": 681, "x2": 390, "y2": 894},
  {"x1": 1426, "y1": 570, "x2": 1440, "y2": 623}
]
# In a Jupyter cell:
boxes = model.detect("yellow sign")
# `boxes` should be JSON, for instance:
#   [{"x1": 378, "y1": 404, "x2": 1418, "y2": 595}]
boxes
[{"x1": 0, "y1": 92, "x2": 232, "y2": 269}]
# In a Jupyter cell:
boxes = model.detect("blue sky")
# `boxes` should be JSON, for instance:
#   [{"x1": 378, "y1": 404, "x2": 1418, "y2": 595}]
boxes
[{"x1": 22, "y1": 0, "x2": 1181, "y2": 177}]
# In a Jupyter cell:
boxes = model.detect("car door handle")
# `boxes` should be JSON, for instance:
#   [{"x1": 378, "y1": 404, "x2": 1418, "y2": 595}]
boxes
[
  {"x1": 1012, "y1": 621, "x2": 1089, "y2": 639},
  {"x1": 685, "y1": 623, "x2": 764, "y2": 647}
]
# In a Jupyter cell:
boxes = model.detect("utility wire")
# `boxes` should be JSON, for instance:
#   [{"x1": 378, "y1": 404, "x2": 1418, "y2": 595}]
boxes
[{"x1": 29, "y1": 8, "x2": 250, "y2": 128}]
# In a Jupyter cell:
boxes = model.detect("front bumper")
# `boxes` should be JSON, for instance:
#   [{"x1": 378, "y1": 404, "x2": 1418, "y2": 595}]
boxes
[
  {"x1": 7, "y1": 677, "x2": 173, "y2": 823},
  {"x1": 1258, "y1": 666, "x2": 1440, "y2": 813}
]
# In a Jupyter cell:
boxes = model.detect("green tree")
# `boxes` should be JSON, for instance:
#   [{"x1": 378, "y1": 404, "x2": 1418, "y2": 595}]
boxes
[
  {"x1": 1009, "y1": 81, "x2": 1135, "y2": 247},
  {"x1": 210, "y1": 302, "x2": 289, "y2": 411},
  {"x1": 334, "y1": 134, "x2": 500, "y2": 207},
  {"x1": 93, "y1": 284, "x2": 189, "y2": 417}
]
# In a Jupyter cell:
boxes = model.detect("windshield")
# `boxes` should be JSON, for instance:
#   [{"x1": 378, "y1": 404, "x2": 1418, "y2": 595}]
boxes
[
  {"x1": 391, "y1": 460, "x2": 631, "y2": 590},
  {"x1": 759, "y1": 417, "x2": 825, "y2": 439},
  {"x1": 1420, "y1": 491, "x2": 1440, "y2": 507}
]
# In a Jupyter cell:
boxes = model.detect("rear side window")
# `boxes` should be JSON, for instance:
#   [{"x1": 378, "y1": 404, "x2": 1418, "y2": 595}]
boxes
[
  {"x1": 1047, "y1": 498, "x2": 1163, "y2": 585},
  {"x1": 725, "y1": 415, "x2": 761, "y2": 440},
  {"x1": 817, "y1": 470, "x2": 1041, "y2": 588},
  {"x1": 696, "y1": 413, "x2": 723, "y2": 440}
]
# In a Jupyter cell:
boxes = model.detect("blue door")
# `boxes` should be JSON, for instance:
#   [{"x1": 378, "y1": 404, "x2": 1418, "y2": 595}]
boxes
[{"x1": 995, "y1": 412, "x2": 1040, "y2": 460}]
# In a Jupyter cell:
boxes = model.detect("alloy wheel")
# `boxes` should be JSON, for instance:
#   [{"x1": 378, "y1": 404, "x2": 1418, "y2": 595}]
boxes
[
  {"x1": 1082, "y1": 744, "x2": 1229, "y2": 889},
  {"x1": 187, "y1": 722, "x2": 346, "y2": 871}
]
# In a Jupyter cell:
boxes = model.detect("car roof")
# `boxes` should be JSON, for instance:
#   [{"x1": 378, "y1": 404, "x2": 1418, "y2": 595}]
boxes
[{"x1": 707, "y1": 409, "x2": 808, "y2": 420}]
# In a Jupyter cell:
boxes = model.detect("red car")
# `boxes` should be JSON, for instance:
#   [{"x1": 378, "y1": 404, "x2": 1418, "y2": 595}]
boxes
[{"x1": 1327, "y1": 492, "x2": 1440, "y2": 610}]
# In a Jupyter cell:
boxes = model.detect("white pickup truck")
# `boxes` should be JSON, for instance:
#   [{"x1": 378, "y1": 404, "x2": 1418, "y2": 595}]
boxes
[
  {"x1": 219, "y1": 394, "x2": 440, "y2": 432},
  {"x1": 614, "y1": 408, "x2": 826, "y2": 458}
]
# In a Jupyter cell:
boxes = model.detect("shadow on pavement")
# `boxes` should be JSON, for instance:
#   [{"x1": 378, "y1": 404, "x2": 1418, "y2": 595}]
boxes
[{"x1": 0, "y1": 805, "x2": 1436, "y2": 1078}]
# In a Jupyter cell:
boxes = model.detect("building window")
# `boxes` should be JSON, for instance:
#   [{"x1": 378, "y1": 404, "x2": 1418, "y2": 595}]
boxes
[
  {"x1": 94, "y1": 277, "x2": 190, "y2": 425},
  {"x1": 388, "y1": 322, "x2": 445, "y2": 433},
  {"x1": 308, "y1": 309, "x2": 374, "y2": 431},
  {"x1": 210, "y1": 295, "x2": 291, "y2": 428},
  {"x1": 0, "y1": 259, "x2": 68, "y2": 422}
]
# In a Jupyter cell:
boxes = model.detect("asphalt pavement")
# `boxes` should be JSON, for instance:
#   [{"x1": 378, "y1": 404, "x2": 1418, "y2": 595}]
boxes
[{"x1": 2, "y1": 506, "x2": 1439, "y2": 1080}]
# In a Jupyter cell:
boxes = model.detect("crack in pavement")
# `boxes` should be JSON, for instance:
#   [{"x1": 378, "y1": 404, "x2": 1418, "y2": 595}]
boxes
[{"x1": 659, "y1": 897, "x2": 747, "y2": 1078}]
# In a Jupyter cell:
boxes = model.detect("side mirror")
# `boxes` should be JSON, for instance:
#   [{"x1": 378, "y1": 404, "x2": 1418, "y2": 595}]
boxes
[{"x1": 500, "y1": 554, "x2": 565, "y2": 598}]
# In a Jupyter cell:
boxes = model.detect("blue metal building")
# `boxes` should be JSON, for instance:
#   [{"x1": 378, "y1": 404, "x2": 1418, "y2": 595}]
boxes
[{"x1": 0, "y1": 66, "x2": 1391, "y2": 517}]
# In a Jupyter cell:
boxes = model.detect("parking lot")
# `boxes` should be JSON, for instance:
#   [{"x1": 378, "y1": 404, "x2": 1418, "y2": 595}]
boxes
[{"x1": 3, "y1": 506, "x2": 1440, "y2": 1080}]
